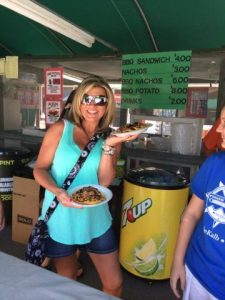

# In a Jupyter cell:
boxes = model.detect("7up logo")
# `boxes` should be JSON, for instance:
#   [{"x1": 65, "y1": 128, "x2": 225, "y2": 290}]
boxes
[{"x1": 122, "y1": 197, "x2": 152, "y2": 227}]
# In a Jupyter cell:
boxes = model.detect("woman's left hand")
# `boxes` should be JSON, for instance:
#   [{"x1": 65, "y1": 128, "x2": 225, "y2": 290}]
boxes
[{"x1": 105, "y1": 134, "x2": 139, "y2": 147}]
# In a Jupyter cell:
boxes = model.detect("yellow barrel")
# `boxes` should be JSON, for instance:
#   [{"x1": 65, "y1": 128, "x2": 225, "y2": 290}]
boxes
[{"x1": 119, "y1": 167, "x2": 189, "y2": 280}]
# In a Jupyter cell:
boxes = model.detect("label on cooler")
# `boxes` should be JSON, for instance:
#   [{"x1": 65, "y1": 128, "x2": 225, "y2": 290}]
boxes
[{"x1": 122, "y1": 198, "x2": 152, "y2": 226}]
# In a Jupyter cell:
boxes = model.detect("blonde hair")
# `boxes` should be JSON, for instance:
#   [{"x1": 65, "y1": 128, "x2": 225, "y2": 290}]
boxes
[{"x1": 67, "y1": 76, "x2": 115, "y2": 133}]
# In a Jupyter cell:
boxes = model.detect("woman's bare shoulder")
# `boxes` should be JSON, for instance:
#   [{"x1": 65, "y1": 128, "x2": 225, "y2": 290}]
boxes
[{"x1": 43, "y1": 120, "x2": 65, "y2": 142}]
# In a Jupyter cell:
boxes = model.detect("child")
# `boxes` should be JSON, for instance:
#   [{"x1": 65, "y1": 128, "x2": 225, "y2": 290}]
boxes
[{"x1": 170, "y1": 106, "x2": 225, "y2": 300}]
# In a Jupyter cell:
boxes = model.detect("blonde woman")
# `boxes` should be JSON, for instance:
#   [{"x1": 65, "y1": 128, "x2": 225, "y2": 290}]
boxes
[{"x1": 34, "y1": 75, "x2": 137, "y2": 297}]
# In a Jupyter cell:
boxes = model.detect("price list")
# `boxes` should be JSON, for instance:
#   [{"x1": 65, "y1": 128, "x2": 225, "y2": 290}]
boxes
[{"x1": 121, "y1": 50, "x2": 192, "y2": 109}]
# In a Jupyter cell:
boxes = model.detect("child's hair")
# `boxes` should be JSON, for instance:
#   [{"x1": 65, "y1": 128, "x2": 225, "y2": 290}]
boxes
[{"x1": 59, "y1": 89, "x2": 76, "y2": 120}]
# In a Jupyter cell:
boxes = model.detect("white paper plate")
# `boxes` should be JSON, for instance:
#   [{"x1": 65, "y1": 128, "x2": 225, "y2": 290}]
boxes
[
  {"x1": 112, "y1": 125, "x2": 152, "y2": 138},
  {"x1": 69, "y1": 184, "x2": 113, "y2": 208}
]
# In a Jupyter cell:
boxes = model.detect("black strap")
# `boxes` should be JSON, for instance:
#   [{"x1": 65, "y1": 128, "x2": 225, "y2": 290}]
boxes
[{"x1": 43, "y1": 133, "x2": 101, "y2": 223}]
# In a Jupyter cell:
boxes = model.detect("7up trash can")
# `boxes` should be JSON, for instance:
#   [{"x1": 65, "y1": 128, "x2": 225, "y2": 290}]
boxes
[{"x1": 119, "y1": 167, "x2": 189, "y2": 280}]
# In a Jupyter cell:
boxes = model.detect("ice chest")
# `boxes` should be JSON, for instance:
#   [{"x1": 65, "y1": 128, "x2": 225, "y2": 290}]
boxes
[{"x1": 119, "y1": 167, "x2": 189, "y2": 280}]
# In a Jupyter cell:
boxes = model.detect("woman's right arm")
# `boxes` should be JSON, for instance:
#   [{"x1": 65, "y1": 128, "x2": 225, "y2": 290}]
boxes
[
  {"x1": 33, "y1": 121, "x2": 70, "y2": 202},
  {"x1": 170, "y1": 194, "x2": 205, "y2": 298}
]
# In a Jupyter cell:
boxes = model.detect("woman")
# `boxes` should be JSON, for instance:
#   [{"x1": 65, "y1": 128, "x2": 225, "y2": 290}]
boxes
[{"x1": 34, "y1": 75, "x2": 137, "y2": 297}]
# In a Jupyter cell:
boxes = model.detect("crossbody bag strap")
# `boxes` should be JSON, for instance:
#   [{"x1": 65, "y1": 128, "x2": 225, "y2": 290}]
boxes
[{"x1": 43, "y1": 133, "x2": 101, "y2": 223}]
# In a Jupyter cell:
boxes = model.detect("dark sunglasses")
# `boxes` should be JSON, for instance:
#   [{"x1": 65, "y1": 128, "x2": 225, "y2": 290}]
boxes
[{"x1": 81, "y1": 95, "x2": 108, "y2": 106}]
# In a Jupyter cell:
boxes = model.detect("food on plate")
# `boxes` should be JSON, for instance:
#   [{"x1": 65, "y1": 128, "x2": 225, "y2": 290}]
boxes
[
  {"x1": 71, "y1": 186, "x2": 106, "y2": 205},
  {"x1": 113, "y1": 122, "x2": 148, "y2": 134}
]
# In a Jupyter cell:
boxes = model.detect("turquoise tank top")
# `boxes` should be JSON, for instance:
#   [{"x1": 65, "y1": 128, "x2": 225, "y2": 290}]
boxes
[{"x1": 40, "y1": 120, "x2": 112, "y2": 245}]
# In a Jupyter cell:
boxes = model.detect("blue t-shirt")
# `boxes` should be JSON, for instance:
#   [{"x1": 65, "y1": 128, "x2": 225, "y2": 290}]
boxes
[
  {"x1": 40, "y1": 121, "x2": 112, "y2": 245},
  {"x1": 186, "y1": 152, "x2": 225, "y2": 299}
]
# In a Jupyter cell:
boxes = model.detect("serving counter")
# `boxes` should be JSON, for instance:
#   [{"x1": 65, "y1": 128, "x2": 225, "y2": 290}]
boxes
[
  {"x1": 0, "y1": 130, "x2": 205, "y2": 180},
  {"x1": 0, "y1": 130, "x2": 43, "y2": 155},
  {"x1": 121, "y1": 142, "x2": 205, "y2": 180}
]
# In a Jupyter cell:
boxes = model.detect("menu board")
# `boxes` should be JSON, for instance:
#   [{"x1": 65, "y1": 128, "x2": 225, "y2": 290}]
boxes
[{"x1": 121, "y1": 50, "x2": 192, "y2": 109}]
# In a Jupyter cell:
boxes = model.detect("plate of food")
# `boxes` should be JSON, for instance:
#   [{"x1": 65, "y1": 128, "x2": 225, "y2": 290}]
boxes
[
  {"x1": 69, "y1": 184, "x2": 113, "y2": 207},
  {"x1": 111, "y1": 122, "x2": 152, "y2": 137}
]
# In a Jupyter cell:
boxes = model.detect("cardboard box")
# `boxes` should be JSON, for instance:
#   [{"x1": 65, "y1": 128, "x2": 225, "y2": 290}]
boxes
[{"x1": 12, "y1": 176, "x2": 41, "y2": 244}]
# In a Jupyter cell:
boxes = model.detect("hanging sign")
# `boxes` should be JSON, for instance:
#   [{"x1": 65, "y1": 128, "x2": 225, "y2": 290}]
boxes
[
  {"x1": 186, "y1": 87, "x2": 208, "y2": 118},
  {"x1": 45, "y1": 100, "x2": 62, "y2": 125},
  {"x1": 121, "y1": 50, "x2": 192, "y2": 109},
  {"x1": 5, "y1": 56, "x2": 18, "y2": 79},
  {"x1": 44, "y1": 67, "x2": 63, "y2": 100}
]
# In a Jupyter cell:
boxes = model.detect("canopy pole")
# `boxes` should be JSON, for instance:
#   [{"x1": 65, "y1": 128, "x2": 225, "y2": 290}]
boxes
[{"x1": 133, "y1": 0, "x2": 159, "y2": 52}]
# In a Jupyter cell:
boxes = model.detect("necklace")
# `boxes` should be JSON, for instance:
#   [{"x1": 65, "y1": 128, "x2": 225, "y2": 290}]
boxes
[{"x1": 82, "y1": 126, "x2": 96, "y2": 139}]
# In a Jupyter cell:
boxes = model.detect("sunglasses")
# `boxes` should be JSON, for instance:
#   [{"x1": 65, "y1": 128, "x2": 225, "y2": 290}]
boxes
[{"x1": 81, "y1": 95, "x2": 108, "y2": 106}]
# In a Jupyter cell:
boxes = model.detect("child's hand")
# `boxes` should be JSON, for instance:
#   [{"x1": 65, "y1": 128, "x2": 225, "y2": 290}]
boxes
[{"x1": 170, "y1": 263, "x2": 186, "y2": 299}]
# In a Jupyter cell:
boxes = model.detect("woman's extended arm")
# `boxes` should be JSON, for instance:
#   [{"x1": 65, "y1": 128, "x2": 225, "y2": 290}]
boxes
[
  {"x1": 170, "y1": 194, "x2": 205, "y2": 299},
  {"x1": 98, "y1": 134, "x2": 138, "y2": 187}
]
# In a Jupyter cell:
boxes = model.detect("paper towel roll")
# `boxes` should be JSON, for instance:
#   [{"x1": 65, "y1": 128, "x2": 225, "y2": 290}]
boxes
[{"x1": 171, "y1": 123, "x2": 194, "y2": 155}]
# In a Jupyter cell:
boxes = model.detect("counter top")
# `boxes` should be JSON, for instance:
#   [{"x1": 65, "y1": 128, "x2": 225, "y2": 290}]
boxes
[
  {"x1": 0, "y1": 130, "x2": 44, "y2": 142},
  {"x1": 122, "y1": 143, "x2": 205, "y2": 179},
  {"x1": 0, "y1": 130, "x2": 43, "y2": 155},
  {"x1": 0, "y1": 130, "x2": 205, "y2": 178},
  {"x1": 122, "y1": 143, "x2": 205, "y2": 165}
]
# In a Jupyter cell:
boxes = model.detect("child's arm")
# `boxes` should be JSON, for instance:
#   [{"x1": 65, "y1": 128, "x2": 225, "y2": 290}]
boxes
[
  {"x1": 0, "y1": 201, "x2": 5, "y2": 231},
  {"x1": 170, "y1": 194, "x2": 205, "y2": 298}
]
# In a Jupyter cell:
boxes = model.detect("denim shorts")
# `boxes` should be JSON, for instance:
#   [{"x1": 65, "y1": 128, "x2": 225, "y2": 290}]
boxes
[{"x1": 45, "y1": 226, "x2": 118, "y2": 258}]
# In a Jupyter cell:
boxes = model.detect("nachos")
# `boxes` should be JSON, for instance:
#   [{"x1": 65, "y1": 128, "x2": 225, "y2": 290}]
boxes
[
  {"x1": 113, "y1": 122, "x2": 148, "y2": 134},
  {"x1": 71, "y1": 186, "x2": 106, "y2": 205}
]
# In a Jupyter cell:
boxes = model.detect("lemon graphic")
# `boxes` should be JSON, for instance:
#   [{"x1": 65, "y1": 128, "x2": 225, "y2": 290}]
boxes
[
  {"x1": 135, "y1": 238, "x2": 157, "y2": 261},
  {"x1": 133, "y1": 239, "x2": 159, "y2": 276},
  {"x1": 134, "y1": 256, "x2": 159, "y2": 276}
]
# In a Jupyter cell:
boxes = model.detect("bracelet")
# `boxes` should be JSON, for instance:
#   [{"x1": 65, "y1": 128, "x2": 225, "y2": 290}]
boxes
[
  {"x1": 102, "y1": 143, "x2": 115, "y2": 151},
  {"x1": 102, "y1": 149, "x2": 115, "y2": 156},
  {"x1": 102, "y1": 143, "x2": 116, "y2": 156}
]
